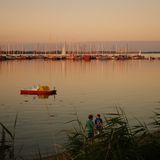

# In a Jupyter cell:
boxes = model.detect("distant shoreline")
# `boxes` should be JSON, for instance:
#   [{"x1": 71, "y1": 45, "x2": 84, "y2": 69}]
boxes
[{"x1": 1, "y1": 51, "x2": 160, "y2": 61}]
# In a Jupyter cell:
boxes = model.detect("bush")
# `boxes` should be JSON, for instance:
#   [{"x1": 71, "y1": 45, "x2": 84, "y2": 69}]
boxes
[{"x1": 65, "y1": 108, "x2": 160, "y2": 160}]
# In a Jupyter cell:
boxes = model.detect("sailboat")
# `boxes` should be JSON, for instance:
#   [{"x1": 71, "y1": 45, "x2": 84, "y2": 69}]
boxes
[
  {"x1": 83, "y1": 43, "x2": 91, "y2": 61},
  {"x1": 61, "y1": 43, "x2": 67, "y2": 60}
]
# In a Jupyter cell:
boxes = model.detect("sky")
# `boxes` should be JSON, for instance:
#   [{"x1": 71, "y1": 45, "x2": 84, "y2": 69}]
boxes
[{"x1": 0, "y1": 0, "x2": 160, "y2": 43}]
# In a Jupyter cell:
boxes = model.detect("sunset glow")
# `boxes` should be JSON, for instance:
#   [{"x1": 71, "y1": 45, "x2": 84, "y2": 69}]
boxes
[{"x1": 1, "y1": 0, "x2": 160, "y2": 43}]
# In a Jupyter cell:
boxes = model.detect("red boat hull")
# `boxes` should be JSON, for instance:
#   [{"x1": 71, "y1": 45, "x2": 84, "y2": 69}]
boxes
[
  {"x1": 20, "y1": 90, "x2": 56, "y2": 95},
  {"x1": 83, "y1": 55, "x2": 91, "y2": 61}
]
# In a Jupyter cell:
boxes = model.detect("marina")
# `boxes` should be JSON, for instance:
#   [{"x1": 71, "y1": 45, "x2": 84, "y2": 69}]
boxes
[{"x1": 1, "y1": 50, "x2": 160, "y2": 61}]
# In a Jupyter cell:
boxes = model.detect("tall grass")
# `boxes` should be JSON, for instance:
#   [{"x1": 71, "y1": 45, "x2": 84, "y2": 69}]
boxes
[
  {"x1": 65, "y1": 108, "x2": 160, "y2": 160},
  {"x1": 1, "y1": 109, "x2": 160, "y2": 160},
  {"x1": 0, "y1": 114, "x2": 18, "y2": 160}
]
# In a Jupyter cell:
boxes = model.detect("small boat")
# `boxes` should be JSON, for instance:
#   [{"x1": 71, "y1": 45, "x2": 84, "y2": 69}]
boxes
[
  {"x1": 20, "y1": 85, "x2": 56, "y2": 95},
  {"x1": 83, "y1": 55, "x2": 91, "y2": 61}
]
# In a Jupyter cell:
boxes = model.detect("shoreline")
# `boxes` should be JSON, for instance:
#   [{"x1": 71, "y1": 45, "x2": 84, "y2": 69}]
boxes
[{"x1": 1, "y1": 52, "x2": 160, "y2": 61}]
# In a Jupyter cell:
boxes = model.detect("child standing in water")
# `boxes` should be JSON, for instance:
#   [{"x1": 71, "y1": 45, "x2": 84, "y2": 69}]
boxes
[
  {"x1": 95, "y1": 114, "x2": 103, "y2": 134},
  {"x1": 85, "y1": 114, "x2": 94, "y2": 143}
]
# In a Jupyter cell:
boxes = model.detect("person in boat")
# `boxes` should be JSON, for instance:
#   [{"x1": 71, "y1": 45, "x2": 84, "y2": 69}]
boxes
[
  {"x1": 85, "y1": 114, "x2": 94, "y2": 143},
  {"x1": 95, "y1": 114, "x2": 103, "y2": 134}
]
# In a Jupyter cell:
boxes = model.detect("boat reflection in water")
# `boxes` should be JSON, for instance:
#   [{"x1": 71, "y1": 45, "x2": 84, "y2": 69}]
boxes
[{"x1": 36, "y1": 94, "x2": 56, "y2": 99}]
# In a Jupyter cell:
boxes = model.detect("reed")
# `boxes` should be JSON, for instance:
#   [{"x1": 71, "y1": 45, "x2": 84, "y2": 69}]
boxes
[
  {"x1": 0, "y1": 114, "x2": 18, "y2": 160},
  {"x1": 65, "y1": 108, "x2": 160, "y2": 160},
  {"x1": 1, "y1": 109, "x2": 160, "y2": 160}
]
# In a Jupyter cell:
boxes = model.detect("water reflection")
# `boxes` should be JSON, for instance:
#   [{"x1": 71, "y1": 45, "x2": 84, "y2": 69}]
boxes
[
  {"x1": 21, "y1": 94, "x2": 56, "y2": 100},
  {"x1": 37, "y1": 94, "x2": 56, "y2": 99},
  {"x1": 0, "y1": 59, "x2": 160, "y2": 158}
]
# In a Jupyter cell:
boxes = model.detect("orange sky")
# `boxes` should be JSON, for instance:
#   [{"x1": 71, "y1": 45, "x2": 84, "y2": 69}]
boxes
[{"x1": 0, "y1": 0, "x2": 160, "y2": 43}]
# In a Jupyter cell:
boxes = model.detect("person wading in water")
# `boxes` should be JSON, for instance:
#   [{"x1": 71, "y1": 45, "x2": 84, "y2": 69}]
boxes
[
  {"x1": 85, "y1": 114, "x2": 94, "y2": 144},
  {"x1": 95, "y1": 114, "x2": 103, "y2": 134}
]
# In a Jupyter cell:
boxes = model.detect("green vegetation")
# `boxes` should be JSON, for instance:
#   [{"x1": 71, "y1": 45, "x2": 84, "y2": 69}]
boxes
[
  {"x1": 0, "y1": 114, "x2": 18, "y2": 160},
  {"x1": 65, "y1": 108, "x2": 160, "y2": 160},
  {"x1": 1, "y1": 109, "x2": 160, "y2": 160}
]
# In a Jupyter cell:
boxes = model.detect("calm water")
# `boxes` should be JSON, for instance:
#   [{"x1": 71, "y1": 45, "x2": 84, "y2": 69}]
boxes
[{"x1": 0, "y1": 59, "x2": 160, "y2": 158}]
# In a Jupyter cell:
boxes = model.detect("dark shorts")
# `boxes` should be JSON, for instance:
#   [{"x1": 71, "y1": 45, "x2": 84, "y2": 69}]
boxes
[
  {"x1": 88, "y1": 132, "x2": 94, "y2": 138},
  {"x1": 96, "y1": 127, "x2": 102, "y2": 131}
]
